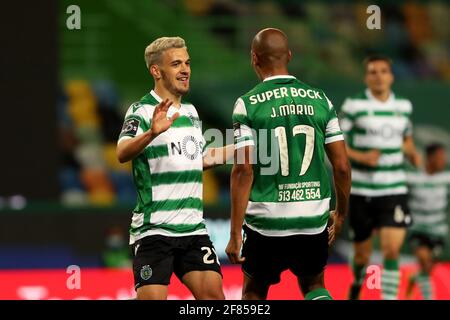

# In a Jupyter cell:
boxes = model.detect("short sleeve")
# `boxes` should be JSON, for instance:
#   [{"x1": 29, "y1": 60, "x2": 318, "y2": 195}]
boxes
[
  {"x1": 232, "y1": 98, "x2": 255, "y2": 149},
  {"x1": 323, "y1": 93, "x2": 344, "y2": 144},
  {"x1": 117, "y1": 102, "x2": 151, "y2": 144}
]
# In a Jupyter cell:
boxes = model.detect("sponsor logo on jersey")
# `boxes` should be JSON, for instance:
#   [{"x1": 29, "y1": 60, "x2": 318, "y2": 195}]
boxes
[
  {"x1": 366, "y1": 124, "x2": 404, "y2": 139},
  {"x1": 170, "y1": 136, "x2": 203, "y2": 160},
  {"x1": 249, "y1": 87, "x2": 323, "y2": 105},
  {"x1": 140, "y1": 265, "x2": 152, "y2": 280}
]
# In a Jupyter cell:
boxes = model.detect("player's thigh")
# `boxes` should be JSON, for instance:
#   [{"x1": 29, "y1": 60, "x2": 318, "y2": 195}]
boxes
[
  {"x1": 379, "y1": 227, "x2": 406, "y2": 258},
  {"x1": 242, "y1": 272, "x2": 270, "y2": 300},
  {"x1": 349, "y1": 195, "x2": 375, "y2": 242},
  {"x1": 174, "y1": 235, "x2": 223, "y2": 299},
  {"x1": 131, "y1": 236, "x2": 174, "y2": 291},
  {"x1": 290, "y1": 228, "x2": 328, "y2": 294},
  {"x1": 182, "y1": 270, "x2": 224, "y2": 300},
  {"x1": 136, "y1": 284, "x2": 168, "y2": 300},
  {"x1": 353, "y1": 237, "x2": 373, "y2": 264},
  {"x1": 241, "y1": 225, "x2": 287, "y2": 287}
]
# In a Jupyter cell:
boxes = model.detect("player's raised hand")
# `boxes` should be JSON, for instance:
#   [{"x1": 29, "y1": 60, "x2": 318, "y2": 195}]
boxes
[
  {"x1": 226, "y1": 234, "x2": 245, "y2": 264},
  {"x1": 150, "y1": 99, "x2": 179, "y2": 136}
]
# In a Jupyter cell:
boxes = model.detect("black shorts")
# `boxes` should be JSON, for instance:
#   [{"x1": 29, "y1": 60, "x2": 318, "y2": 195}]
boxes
[
  {"x1": 349, "y1": 194, "x2": 412, "y2": 242},
  {"x1": 241, "y1": 225, "x2": 329, "y2": 286},
  {"x1": 130, "y1": 234, "x2": 222, "y2": 290},
  {"x1": 409, "y1": 231, "x2": 445, "y2": 257}
]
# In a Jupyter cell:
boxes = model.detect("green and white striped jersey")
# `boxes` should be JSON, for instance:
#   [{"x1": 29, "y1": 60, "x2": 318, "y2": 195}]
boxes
[
  {"x1": 407, "y1": 170, "x2": 450, "y2": 238},
  {"x1": 118, "y1": 90, "x2": 207, "y2": 244},
  {"x1": 340, "y1": 89, "x2": 413, "y2": 197},
  {"x1": 232, "y1": 75, "x2": 344, "y2": 236}
]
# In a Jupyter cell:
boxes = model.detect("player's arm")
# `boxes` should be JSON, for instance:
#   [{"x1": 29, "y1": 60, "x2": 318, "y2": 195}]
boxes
[
  {"x1": 203, "y1": 144, "x2": 234, "y2": 170},
  {"x1": 339, "y1": 98, "x2": 380, "y2": 167},
  {"x1": 403, "y1": 135, "x2": 422, "y2": 168},
  {"x1": 325, "y1": 140, "x2": 352, "y2": 245},
  {"x1": 344, "y1": 144, "x2": 380, "y2": 167},
  {"x1": 116, "y1": 99, "x2": 178, "y2": 163},
  {"x1": 226, "y1": 145, "x2": 253, "y2": 264}
]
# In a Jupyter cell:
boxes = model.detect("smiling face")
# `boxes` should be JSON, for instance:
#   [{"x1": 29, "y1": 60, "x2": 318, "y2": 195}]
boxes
[
  {"x1": 365, "y1": 60, "x2": 394, "y2": 95},
  {"x1": 153, "y1": 47, "x2": 191, "y2": 96}
]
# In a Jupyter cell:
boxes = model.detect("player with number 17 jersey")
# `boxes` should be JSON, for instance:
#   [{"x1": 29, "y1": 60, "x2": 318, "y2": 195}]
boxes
[{"x1": 233, "y1": 75, "x2": 344, "y2": 236}]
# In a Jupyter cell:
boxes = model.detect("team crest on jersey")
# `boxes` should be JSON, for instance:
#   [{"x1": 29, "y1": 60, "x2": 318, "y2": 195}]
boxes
[
  {"x1": 121, "y1": 118, "x2": 140, "y2": 136},
  {"x1": 187, "y1": 112, "x2": 200, "y2": 128},
  {"x1": 140, "y1": 265, "x2": 152, "y2": 280}
]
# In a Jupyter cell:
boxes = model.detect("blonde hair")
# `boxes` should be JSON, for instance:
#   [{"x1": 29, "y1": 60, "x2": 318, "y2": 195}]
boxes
[{"x1": 144, "y1": 37, "x2": 186, "y2": 69}]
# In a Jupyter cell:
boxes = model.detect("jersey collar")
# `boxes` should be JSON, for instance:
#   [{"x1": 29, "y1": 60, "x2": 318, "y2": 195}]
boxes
[
  {"x1": 365, "y1": 88, "x2": 395, "y2": 104},
  {"x1": 263, "y1": 75, "x2": 296, "y2": 82},
  {"x1": 150, "y1": 90, "x2": 162, "y2": 103}
]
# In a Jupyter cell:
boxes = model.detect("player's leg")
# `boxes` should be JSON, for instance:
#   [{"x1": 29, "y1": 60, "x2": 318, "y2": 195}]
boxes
[
  {"x1": 350, "y1": 238, "x2": 373, "y2": 299},
  {"x1": 348, "y1": 195, "x2": 374, "y2": 300},
  {"x1": 242, "y1": 273, "x2": 270, "y2": 300},
  {"x1": 240, "y1": 225, "x2": 284, "y2": 300},
  {"x1": 414, "y1": 244, "x2": 434, "y2": 300},
  {"x1": 175, "y1": 235, "x2": 224, "y2": 300},
  {"x1": 131, "y1": 236, "x2": 174, "y2": 300},
  {"x1": 295, "y1": 227, "x2": 332, "y2": 300},
  {"x1": 136, "y1": 285, "x2": 168, "y2": 300},
  {"x1": 182, "y1": 270, "x2": 225, "y2": 300},
  {"x1": 379, "y1": 226, "x2": 406, "y2": 300},
  {"x1": 379, "y1": 195, "x2": 411, "y2": 300}
]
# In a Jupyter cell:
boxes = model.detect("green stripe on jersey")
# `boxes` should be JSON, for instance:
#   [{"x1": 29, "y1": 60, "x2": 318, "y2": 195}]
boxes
[
  {"x1": 352, "y1": 163, "x2": 404, "y2": 171},
  {"x1": 133, "y1": 222, "x2": 206, "y2": 235},
  {"x1": 352, "y1": 181, "x2": 406, "y2": 189},
  {"x1": 171, "y1": 116, "x2": 197, "y2": 128},
  {"x1": 152, "y1": 197, "x2": 202, "y2": 212},
  {"x1": 245, "y1": 211, "x2": 329, "y2": 231},
  {"x1": 146, "y1": 145, "x2": 169, "y2": 159},
  {"x1": 151, "y1": 170, "x2": 203, "y2": 186}
]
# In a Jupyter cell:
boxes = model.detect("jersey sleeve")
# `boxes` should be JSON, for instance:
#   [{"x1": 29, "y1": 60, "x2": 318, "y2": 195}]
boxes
[
  {"x1": 403, "y1": 100, "x2": 413, "y2": 137},
  {"x1": 117, "y1": 103, "x2": 151, "y2": 144},
  {"x1": 338, "y1": 98, "x2": 355, "y2": 144},
  {"x1": 232, "y1": 98, "x2": 255, "y2": 150},
  {"x1": 323, "y1": 93, "x2": 344, "y2": 144}
]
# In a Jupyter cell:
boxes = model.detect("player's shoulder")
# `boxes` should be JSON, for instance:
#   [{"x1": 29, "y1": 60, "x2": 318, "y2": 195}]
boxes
[
  {"x1": 296, "y1": 80, "x2": 333, "y2": 109},
  {"x1": 340, "y1": 91, "x2": 369, "y2": 113},
  {"x1": 393, "y1": 92, "x2": 413, "y2": 113},
  {"x1": 181, "y1": 100, "x2": 201, "y2": 119}
]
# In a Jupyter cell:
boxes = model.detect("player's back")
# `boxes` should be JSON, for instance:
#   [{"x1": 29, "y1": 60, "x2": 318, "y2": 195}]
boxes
[{"x1": 233, "y1": 75, "x2": 343, "y2": 236}]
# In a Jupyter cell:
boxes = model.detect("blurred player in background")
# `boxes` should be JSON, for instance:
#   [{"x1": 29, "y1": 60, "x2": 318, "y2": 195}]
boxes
[
  {"x1": 341, "y1": 55, "x2": 422, "y2": 300},
  {"x1": 116, "y1": 37, "x2": 232, "y2": 300},
  {"x1": 226, "y1": 28, "x2": 351, "y2": 300},
  {"x1": 406, "y1": 143, "x2": 450, "y2": 299}
]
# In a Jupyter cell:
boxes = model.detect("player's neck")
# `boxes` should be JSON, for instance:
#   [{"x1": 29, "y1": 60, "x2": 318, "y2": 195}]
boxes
[
  {"x1": 154, "y1": 85, "x2": 182, "y2": 108},
  {"x1": 369, "y1": 89, "x2": 391, "y2": 102},
  {"x1": 259, "y1": 68, "x2": 290, "y2": 81}
]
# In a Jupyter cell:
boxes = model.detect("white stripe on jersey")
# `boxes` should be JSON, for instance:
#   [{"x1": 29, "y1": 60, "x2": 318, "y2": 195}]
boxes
[
  {"x1": 152, "y1": 182, "x2": 202, "y2": 201},
  {"x1": 246, "y1": 198, "x2": 331, "y2": 218},
  {"x1": 352, "y1": 169, "x2": 406, "y2": 185},
  {"x1": 244, "y1": 221, "x2": 327, "y2": 237},
  {"x1": 150, "y1": 208, "x2": 204, "y2": 225}
]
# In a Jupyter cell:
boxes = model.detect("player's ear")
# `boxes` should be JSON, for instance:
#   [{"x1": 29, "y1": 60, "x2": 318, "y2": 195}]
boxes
[
  {"x1": 287, "y1": 50, "x2": 292, "y2": 63},
  {"x1": 251, "y1": 51, "x2": 258, "y2": 67},
  {"x1": 150, "y1": 64, "x2": 161, "y2": 80}
]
